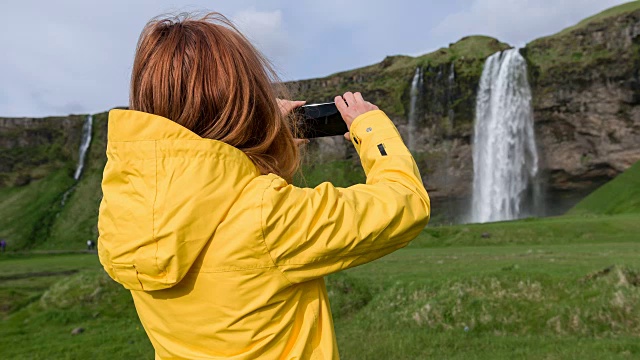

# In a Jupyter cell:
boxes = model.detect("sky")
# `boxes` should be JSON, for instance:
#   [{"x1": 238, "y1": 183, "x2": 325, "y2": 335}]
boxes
[{"x1": 0, "y1": 0, "x2": 630, "y2": 117}]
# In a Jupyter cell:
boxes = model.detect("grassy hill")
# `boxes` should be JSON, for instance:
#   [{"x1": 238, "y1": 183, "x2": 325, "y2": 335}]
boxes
[
  {"x1": 0, "y1": 113, "x2": 107, "y2": 251},
  {"x1": 569, "y1": 161, "x2": 640, "y2": 215}
]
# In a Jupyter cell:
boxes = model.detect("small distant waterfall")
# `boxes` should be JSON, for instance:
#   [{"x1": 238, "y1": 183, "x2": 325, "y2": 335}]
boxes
[
  {"x1": 407, "y1": 66, "x2": 423, "y2": 152},
  {"x1": 470, "y1": 49, "x2": 539, "y2": 223},
  {"x1": 74, "y1": 115, "x2": 93, "y2": 180},
  {"x1": 60, "y1": 114, "x2": 93, "y2": 207},
  {"x1": 447, "y1": 62, "x2": 455, "y2": 129}
]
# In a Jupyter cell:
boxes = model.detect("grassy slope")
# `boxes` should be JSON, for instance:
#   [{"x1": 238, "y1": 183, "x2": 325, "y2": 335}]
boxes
[
  {"x1": 0, "y1": 170, "x2": 75, "y2": 249},
  {"x1": 568, "y1": 161, "x2": 640, "y2": 215},
  {"x1": 0, "y1": 113, "x2": 108, "y2": 251},
  {"x1": 45, "y1": 113, "x2": 108, "y2": 250}
]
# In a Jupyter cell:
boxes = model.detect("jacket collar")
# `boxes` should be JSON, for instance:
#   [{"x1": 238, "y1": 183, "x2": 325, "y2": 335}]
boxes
[{"x1": 107, "y1": 109, "x2": 257, "y2": 171}]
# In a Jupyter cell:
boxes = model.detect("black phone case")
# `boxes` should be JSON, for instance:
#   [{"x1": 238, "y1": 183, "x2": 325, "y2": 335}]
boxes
[{"x1": 298, "y1": 102, "x2": 348, "y2": 138}]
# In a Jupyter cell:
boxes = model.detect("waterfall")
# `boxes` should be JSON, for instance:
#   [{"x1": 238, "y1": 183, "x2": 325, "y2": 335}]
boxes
[
  {"x1": 73, "y1": 115, "x2": 93, "y2": 180},
  {"x1": 446, "y1": 62, "x2": 456, "y2": 132},
  {"x1": 407, "y1": 67, "x2": 423, "y2": 152},
  {"x1": 60, "y1": 114, "x2": 93, "y2": 208},
  {"x1": 470, "y1": 49, "x2": 539, "y2": 223}
]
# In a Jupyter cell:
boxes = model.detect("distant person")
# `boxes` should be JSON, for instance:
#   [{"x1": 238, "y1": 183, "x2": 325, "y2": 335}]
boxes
[
  {"x1": 87, "y1": 240, "x2": 95, "y2": 251},
  {"x1": 0, "y1": 239, "x2": 5, "y2": 253},
  {"x1": 98, "y1": 12, "x2": 430, "y2": 360}
]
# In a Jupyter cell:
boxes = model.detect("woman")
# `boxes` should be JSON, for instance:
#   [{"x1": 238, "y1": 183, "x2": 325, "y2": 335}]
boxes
[{"x1": 98, "y1": 12, "x2": 429, "y2": 359}]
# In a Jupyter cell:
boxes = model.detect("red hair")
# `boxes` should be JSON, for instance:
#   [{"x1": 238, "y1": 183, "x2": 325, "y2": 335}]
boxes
[{"x1": 130, "y1": 12, "x2": 299, "y2": 181}]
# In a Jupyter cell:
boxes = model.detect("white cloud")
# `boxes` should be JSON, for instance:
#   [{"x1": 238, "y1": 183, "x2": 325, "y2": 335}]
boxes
[
  {"x1": 433, "y1": 0, "x2": 629, "y2": 47},
  {"x1": 232, "y1": 8, "x2": 290, "y2": 64},
  {"x1": 0, "y1": 1, "x2": 633, "y2": 117}
]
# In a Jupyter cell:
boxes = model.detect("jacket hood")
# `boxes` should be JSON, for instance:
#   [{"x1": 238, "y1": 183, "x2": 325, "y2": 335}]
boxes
[{"x1": 98, "y1": 109, "x2": 259, "y2": 291}]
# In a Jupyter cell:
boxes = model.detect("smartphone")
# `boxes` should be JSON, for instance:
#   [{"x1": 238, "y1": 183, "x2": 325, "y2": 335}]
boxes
[{"x1": 296, "y1": 102, "x2": 348, "y2": 138}]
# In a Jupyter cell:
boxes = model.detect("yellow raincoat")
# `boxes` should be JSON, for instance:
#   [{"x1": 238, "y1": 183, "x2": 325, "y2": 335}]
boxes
[{"x1": 98, "y1": 109, "x2": 430, "y2": 359}]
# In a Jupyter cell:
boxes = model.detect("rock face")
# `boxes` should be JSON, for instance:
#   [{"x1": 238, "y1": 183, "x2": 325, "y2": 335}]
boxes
[
  {"x1": 526, "y1": 8, "x2": 640, "y2": 191},
  {"x1": 0, "y1": 116, "x2": 85, "y2": 187}
]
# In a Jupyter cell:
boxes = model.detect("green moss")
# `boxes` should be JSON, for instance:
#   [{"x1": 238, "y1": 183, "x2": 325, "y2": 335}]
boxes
[{"x1": 524, "y1": 2, "x2": 640, "y2": 83}]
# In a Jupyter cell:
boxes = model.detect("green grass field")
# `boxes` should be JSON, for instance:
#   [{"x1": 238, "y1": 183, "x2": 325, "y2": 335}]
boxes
[{"x1": 1, "y1": 211, "x2": 639, "y2": 359}]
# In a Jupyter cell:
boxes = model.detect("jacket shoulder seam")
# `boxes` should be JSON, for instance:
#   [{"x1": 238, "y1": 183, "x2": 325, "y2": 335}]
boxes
[
  {"x1": 187, "y1": 265, "x2": 279, "y2": 274},
  {"x1": 278, "y1": 241, "x2": 410, "y2": 267},
  {"x1": 258, "y1": 177, "x2": 294, "y2": 286},
  {"x1": 152, "y1": 140, "x2": 165, "y2": 281}
]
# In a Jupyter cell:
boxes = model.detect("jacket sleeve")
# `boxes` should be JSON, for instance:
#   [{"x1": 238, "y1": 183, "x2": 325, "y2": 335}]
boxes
[{"x1": 260, "y1": 110, "x2": 430, "y2": 284}]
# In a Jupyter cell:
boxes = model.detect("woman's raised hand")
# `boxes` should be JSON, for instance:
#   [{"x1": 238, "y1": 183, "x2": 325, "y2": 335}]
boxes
[
  {"x1": 334, "y1": 92, "x2": 378, "y2": 140},
  {"x1": 276, "y1": 98, "x2": 309, "y2": 147},
  {"x1": 276, "y1": 99, "x2": 305, "y2": 116}
]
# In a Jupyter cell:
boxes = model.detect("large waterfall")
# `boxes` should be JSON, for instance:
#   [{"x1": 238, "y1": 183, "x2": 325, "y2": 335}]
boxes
[
  {"x1": 407, "y1": 66, "x2": 422, "y2": 152},
  {"x1": 470, "y1": 49, "x2": 539, "y2": 223},
  {"x1": 73, "y1": 114, "x2": 93, "y2": 180}
]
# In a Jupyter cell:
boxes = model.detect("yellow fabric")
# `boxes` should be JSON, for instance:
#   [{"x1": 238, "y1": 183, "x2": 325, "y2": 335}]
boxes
[{"x1": 98, "y1": 109, "x2": 430, "y2": 359}]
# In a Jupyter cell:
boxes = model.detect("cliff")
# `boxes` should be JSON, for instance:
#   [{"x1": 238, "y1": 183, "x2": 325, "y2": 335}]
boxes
[
  {"x1": 1, "y1": 3, "x2": 639, "y2": 248},
  {"x1": 294, "y1": 2, "x2": 640, "y2": 221},
  {"x1": 525, "y1": 2, "x2": 640, "y2": 190},
  {"x1": 0, "y1": 116, "x2": 85, "y2": 187}
]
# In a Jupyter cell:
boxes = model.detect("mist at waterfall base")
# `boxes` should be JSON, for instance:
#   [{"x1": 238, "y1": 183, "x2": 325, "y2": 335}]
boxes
[{"x1": 470, "y1": 49, "x2": 541, "y2": 224}]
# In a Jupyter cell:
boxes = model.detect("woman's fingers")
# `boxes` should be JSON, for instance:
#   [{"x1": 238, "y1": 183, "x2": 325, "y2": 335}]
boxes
[
  {"x1": 293, "y1": 138, "x2": 310, "y2": 147},
  {"x1": 354, "y1": 92, "x2": 364, "y2": 104},
  {"x1": 336, "y1": 91, "x2": 380, "y2": 133},
  {"x1": 342, "y1": 92, "x2": 356, "y2": 107},
  {"x1": 334, "y1": 95, "x2": 348, "y2": 112},
  {"x1": 276, "y1": 99, "x2": 306, "y2": 115}
]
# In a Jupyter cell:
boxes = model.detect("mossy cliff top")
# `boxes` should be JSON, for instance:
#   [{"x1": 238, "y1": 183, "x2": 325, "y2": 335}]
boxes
[
  {"x1": 525, "y1": 1, "x2": 640, "y2": 83},
  {"x1": 288, "y1": 36, "x2": 510, "y2": 118}
]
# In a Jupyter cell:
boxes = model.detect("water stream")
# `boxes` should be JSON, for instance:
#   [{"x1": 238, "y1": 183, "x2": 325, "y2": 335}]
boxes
[
  {"x1": 60, "y1": 114, "x2": 93, "y2": 207},
  {"x1": 407, "y1": 66, "x2": 423, "y2": 152}
]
